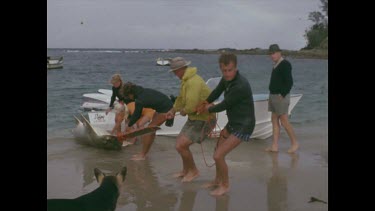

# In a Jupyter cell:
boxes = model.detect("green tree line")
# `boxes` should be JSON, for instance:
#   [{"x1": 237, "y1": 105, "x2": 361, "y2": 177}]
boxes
[{"x1": 303, "y1": 0, "x2": 328, "y2": 50}]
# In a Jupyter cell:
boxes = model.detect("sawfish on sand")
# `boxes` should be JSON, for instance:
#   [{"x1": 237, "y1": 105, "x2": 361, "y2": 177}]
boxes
[{"x1": 72, "y1": 114, "x2": 160, "y2": 150}]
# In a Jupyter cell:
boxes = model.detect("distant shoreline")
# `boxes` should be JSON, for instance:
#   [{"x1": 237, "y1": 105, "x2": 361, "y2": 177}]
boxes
[
  {"x1": 169, "y1": 48, "x2": 328, "y2": 60},
  {"x1": 48, "y1": 48, "x2": 328, "y2": 59}
]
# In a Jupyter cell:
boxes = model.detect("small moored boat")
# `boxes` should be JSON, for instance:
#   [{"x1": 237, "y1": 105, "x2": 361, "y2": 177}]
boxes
[
  {"x1": 47, "y1": 56, "x2": 63, "y2": 69},
  {"x1": 156, "y1": 57, "x2": 171, "y2": 66}
]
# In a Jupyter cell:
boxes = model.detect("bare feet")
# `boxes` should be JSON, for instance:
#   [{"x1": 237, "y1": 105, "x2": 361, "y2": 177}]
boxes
[
  {"x1": 210, "y1": 185, "x2": 229, "y2": 196},
  {"x1": 131, "y1": 153, "x2": 146, "y2": 161},
  {"x1": 131, "y1": 156, "x2": 146, "y2": 161},
  {"x1": 287, "y1": 143, "x2": 299, "y2": 153},
  {"x1": 181, "y1": 171, "x2": 200, "y2": 182},
  {"x1": 265, "y1": 145, "x2": 279, "y2": 152},
  {"x1": 122, "y1": 141, "x2": 133, "y2": 147},
  {"x1": 128, "y1": 137, "x2": 138, "y2": 145},
  {"x1": 172, "y1": 171, "x2": 186, "y2": 178},
  {"x1": 202, "y1": 181, "x2": 219, "y2": 189}
]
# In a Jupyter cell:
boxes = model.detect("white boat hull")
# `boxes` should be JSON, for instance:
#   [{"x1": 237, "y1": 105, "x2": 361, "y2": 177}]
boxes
[
  {"x1": 78, "y1": 77, "x2": 302, "y2": 140},
  {"x1": 47, "y1": 63, "x2": 63, "y2": 69},
  {"x1": 156, "y1": 58, "x2": 170, "y2": 66},
  {"x1": 47, "y1": 57, "x2": 63, "y2": 69},
  {"x1": 81, "y1": 102, "x2": 111, "y2": 111},
  {"x1": 85, "y1": 94, "x2": 302, "y2": 140}
]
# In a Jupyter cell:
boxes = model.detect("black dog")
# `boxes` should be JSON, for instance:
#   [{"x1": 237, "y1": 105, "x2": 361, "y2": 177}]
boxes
[{"x1": 47, "y1": 167, "x2": 127, "y2": 211}]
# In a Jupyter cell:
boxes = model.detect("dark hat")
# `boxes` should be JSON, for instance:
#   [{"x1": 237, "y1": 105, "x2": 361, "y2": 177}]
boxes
[{"x1": 268, "y1": 44, "x2": 282, "y2": 54}]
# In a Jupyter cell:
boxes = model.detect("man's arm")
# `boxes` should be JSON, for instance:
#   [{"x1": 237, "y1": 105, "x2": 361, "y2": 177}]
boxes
[
  {"x1": 206, "y1": 77, "x2": 225, "y2": 103},
  {"x1": 281, "y1": 62, "x2": 293, "y2": 97},
  {"x1": 109, "y1": 86, "x2": 117, "y2": 108},
  {"x1": 208, "y1": 83, "x2": 245, "y2": 113},
  {"x1": 128, "y1": 100, "x2": 143, "y2": 127}
]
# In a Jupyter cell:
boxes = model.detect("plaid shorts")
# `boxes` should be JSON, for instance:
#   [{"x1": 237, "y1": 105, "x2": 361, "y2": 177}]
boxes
[{"x1": 181, "y1": 118, "x2": 217, "y2": 144}]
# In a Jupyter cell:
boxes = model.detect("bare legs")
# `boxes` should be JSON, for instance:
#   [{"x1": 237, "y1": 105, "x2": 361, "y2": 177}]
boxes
[
  {"x1": 266, "y1": 113, "x2": 298, "y2": 153},
  {"x1": 131, "y1": 113, "x2": 167, "y2": 161},
  {"x1": 203, "y1": 129, "x2": 241, "y2": 196},
  {"x1": 279, "y1": 114, "x2": 299, "y2": 153},
  {"x1": 174, "y1": 134, "x2": 200, "y2": 182},
  {"x1": 111, "y1": 112, "x2": 124, "y2": 135}
]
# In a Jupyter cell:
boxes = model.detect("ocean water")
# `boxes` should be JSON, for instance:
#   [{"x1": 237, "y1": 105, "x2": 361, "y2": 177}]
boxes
[{"x1": 47, "y1": 48, "x2": 327, "y2": 139}]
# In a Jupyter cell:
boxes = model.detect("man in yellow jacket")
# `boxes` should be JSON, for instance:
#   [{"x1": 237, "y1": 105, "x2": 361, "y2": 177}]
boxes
[{"x1": 166, "y1": 57, "x2": 217, "y2": 182}]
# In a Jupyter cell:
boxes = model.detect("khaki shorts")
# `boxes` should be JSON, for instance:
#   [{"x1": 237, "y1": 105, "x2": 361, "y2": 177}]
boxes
[
  {"x1": 180, "y1": 118, "x2": 217, "y2": 144},
  {"x1": 268, "y1": 94, "x2": 290, "y2": 115}
]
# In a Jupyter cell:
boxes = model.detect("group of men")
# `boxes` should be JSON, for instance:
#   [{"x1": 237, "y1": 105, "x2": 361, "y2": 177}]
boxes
[{"x1": 105, "y1": 44, "x2": 298, "y2": 196}]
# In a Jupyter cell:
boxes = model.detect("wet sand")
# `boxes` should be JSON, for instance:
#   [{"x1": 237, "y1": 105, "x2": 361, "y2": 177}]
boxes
[{"x1": 47, "y1": 124, "x2": 328, "y2": 211}]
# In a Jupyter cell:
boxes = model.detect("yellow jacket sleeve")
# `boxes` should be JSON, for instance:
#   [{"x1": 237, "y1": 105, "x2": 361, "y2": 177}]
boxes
[
  {"x1": 173, "y1": 93, "x2": 184, "y2": 112},
  {"x1": 183, "y1": 77, "x2": 201, "y2": 114}
]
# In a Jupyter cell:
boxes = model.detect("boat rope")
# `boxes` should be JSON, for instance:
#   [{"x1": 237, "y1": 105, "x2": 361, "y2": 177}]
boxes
[
  {"x1": 199, "y1": 113, "x2": 221, "y2": 168},
  {"x1": 173, "y1": 110, "x2": 221, "y2": 168}
]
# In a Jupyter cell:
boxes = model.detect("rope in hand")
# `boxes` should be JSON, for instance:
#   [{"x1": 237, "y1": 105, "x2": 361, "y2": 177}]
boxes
[
  {"x1": 199, "y1": 112, "x2": 222, "y2": 168},
  {"x1": 171, "y1": 107, "x2": 222, "y2": 168}
]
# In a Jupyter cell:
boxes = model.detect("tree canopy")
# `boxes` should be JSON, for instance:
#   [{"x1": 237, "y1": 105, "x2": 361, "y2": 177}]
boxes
[{"x1": 303, "y1": 0, "x2": 328, "y2": 50}]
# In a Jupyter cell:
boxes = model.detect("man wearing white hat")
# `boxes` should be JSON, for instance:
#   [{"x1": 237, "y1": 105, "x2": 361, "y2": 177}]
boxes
[{"x1": 166, "y1": 57, "x2": 217, "y2": 182}]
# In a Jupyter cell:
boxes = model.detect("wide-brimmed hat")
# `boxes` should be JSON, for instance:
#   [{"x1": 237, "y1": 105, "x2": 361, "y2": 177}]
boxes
[
  {"x1": 169, "y1": 57, "x2": 191, "y2": 72},
  {"x1": 268, "y1": 44, "x2": 282, "y2": 54}
]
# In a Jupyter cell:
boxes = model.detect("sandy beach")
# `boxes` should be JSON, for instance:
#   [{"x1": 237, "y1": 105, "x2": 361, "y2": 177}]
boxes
[{"x1": 47, "y1": 123, "x2": 328, "y2": 211}]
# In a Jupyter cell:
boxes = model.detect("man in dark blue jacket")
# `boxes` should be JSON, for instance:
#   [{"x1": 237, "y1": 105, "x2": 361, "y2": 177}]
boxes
[
  {"x1": 121, "y1": 82, "x2": 173, "y2": 160},
  {"x1": 265, "y1": 44, "x2": 299, "y2": 154},
  {"x1": 197, "y1": 53, "x2": 255, "y2": 196}
]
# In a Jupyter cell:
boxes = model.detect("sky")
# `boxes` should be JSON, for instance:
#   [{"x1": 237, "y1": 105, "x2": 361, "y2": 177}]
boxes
[{"x1": 47, "y1": 0, "x2": 322, "y2": 50}]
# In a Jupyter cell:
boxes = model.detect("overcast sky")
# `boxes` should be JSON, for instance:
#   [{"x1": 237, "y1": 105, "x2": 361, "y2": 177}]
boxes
[{"x1": 47, "y1": 0, "x2": 321, "y2": 50}]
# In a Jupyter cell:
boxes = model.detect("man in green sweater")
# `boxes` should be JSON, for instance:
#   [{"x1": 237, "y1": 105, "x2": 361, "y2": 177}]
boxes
[
  {"x1": 266, "y1": 44, "x2": 299, "y2": 153},
  {"x1": 166, "y1": 57, "x2": 217, "y2": 182}
]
